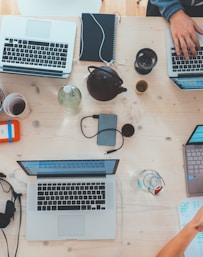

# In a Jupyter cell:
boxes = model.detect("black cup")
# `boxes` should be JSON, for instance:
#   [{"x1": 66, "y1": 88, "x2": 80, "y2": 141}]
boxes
[{"x1": 134, "y1": 48, "x2": 158, "y2": 75}]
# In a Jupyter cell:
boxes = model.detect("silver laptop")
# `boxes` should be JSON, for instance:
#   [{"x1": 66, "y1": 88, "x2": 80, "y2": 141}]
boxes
[
  {"x1": 166, "y1": 27, "x2": 203, "y2": 90},
  {"x1": 183, "y1": 125, "x2": 203, "y2": 196},
  {"x1": 0, "y1": 16, "x2": 76, "y2": 78},
  {"x1": 17, "y1": 159, "x2": 119, "y2": 241}
]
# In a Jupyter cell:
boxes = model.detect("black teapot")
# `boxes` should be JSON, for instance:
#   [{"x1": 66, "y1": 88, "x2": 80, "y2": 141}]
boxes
[{"x1": 87, "y1": 66, "x2": 127, "y2": 101}]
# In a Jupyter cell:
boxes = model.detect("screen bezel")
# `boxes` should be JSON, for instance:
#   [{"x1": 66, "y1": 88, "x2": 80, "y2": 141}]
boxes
[{"x1": 16, "y1": 159, "x2": 120, "y2": 177}]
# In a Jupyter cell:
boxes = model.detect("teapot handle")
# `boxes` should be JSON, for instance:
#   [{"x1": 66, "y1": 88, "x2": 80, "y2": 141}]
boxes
[{"x1": 88, "y1": 66, "x2": 123, "y2": 85}]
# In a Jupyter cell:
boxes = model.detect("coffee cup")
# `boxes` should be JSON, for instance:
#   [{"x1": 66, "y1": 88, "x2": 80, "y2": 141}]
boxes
[
  {"x1": 3, "y1": 93, "x2": 30, "y2": 118},
  {"x1": 135, "y1": 80, "x2": 148, "y2": 94},
  {"x1": 134, "y1": 48, "x2": 158, "y2": 75}
]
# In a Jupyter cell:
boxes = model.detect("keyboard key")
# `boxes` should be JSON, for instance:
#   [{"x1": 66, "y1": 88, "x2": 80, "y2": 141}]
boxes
[{"x1": 58, "y1": 205, "x2": 80, "y2": 210}]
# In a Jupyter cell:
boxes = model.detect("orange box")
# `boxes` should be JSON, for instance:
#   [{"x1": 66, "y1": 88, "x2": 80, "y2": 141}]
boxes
[{"x1": 0, "y1": 120, "x2": 20, "y2": 143}]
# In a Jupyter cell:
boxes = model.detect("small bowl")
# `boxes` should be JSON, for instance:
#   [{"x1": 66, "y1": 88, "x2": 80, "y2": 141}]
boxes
[{"x1": 0, "y1": 88, "x2": 5, "y2": 112}]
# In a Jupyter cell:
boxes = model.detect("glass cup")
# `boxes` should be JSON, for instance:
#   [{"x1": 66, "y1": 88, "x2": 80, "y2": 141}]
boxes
[
  {"x1": 137, "y1": 169, "x2": 165, "y2": 195},
  {"x1": 3, "y1": 93, "x2": 30, "y2": 119},
  {"x1": 57, "y1": 85, "x2": 82, "y2": 114},
  {"x1": 134, "y1": 48, "x2": 158, "y2": 75}
]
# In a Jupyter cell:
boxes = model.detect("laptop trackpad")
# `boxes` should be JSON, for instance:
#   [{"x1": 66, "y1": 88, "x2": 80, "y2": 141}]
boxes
[
  {"x1": 26, "y1": 19, "x2": 51, "y2": 38},
  {"x1": 58, "y1": 215, "x2": 85, "y2": 236}
]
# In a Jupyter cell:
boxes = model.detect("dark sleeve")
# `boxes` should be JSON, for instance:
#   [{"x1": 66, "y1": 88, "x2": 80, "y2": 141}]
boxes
[{"x1": 150, "y1": 0, "x2": 184, "y2": 20}]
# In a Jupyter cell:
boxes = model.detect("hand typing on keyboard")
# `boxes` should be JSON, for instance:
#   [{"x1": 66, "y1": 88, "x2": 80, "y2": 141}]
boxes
[{"x1": 169, "y1": 10, "x2": 203, "y2": 60}]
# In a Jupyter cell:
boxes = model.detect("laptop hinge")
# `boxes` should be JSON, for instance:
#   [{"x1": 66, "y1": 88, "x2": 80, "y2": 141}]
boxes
[
  {"x1": 3, "y1": 65, "x2": 64, "y2": 78},
  {"x1": 178, "y1": 73, "x2": 203, "y2": 78},
  {"x1": 37, "y1": 174, "x2": 106, "y2": 178}
]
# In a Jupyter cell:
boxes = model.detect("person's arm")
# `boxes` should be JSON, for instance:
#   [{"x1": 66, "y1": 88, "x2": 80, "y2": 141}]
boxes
[
  {"x1": 150, "y1": 0, "x2": 183, "y2": 20},
  {"x1": 155, "y1": 206, "x2": 203, "y2": 257},
  {"x1": 169, "y1": 10, "x2": 203, "y2": 60},
  {"x1": 150, "y1": 0, "x2": 203, "y2": 59}
]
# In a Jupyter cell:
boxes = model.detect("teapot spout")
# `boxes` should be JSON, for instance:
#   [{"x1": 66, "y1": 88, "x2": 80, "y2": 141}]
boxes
[{"x1": 118, "y1": 87, "x2": 127, "y2": 94}]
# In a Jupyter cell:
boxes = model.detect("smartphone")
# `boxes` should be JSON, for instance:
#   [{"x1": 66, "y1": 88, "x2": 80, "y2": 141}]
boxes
[
  {"x1": 0, "y1": 120, "x2": 20, "y2": 143},
  {"x1": 97, "y1": 114, "x2": 117, "y2": 146}
]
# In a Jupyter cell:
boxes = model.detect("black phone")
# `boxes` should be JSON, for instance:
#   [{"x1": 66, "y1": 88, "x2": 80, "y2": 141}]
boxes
[{"x1": 97, "y1": 114, "x2": 117, "y2": 146}]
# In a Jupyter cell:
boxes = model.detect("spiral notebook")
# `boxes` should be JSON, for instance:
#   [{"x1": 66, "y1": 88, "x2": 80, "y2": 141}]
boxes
[{"x1": 80, "y1": 13, "x2": 117, "y2": 62}]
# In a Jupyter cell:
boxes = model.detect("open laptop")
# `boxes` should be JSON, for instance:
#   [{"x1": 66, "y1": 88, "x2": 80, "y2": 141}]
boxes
[
  {"x1": 183, "y1": 125, "x2": 203, "y2": 196},
  {"x1": 165, "y1": 27, "x2": 203, "y2": 90},
  {"x1": 17, "y1": 159, "x2": 119, "y2": 241},
  {"x1": 0, "y1": 16, "x2": 76, "y2": 78}
]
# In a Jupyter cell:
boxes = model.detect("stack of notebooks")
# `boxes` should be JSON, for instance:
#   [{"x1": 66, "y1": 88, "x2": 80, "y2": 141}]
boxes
[{"x1": 79, "y1": 13, "x2": 117, "y2": 62}]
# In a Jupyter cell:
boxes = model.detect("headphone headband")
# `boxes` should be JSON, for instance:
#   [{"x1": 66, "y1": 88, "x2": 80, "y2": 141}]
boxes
[{"x1": 0, "y1": 176, "x2": 20, "y2": 202}]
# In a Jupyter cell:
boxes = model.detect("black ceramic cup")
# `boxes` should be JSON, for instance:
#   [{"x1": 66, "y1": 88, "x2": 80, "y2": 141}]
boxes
[{"x1": 134, "y1": 48, "x2": 158, "y2": 75}]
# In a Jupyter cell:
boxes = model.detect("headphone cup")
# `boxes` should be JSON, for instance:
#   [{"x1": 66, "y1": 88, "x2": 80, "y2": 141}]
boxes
[
  {"x1": 0, "y1": 212, "x2": 10, "y2": 228},
  {"x1": 0, "y1": 176, "x2": 22, "y2": 257},
  {"x1": 5, "y1": 200, "x2": 16, "y2": 219},
  {"x1": 0, "y1": 200, "x2": 16, "y2": 229}
]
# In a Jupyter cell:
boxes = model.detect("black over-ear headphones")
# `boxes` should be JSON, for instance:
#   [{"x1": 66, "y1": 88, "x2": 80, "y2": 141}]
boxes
[
  {"x1": 0, "y1": 174, "x2": 18, "y2": 228},
  {"x1": 0, "y1": 172, "x2": 22, "y2": 257}
]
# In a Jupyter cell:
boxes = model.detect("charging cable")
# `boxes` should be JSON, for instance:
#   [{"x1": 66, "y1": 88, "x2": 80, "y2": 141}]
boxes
[{"x1": 80, "y1": 115, "x2": 124, "y2": 154}]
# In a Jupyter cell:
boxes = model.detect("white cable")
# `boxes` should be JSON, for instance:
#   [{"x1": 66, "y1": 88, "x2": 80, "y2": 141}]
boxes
[{"x1": 116, "y1": 175, "x2": 125, "y2": 257}]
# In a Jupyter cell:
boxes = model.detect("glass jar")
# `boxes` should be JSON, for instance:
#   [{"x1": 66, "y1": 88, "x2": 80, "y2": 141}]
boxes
[
  {"x1": 57, "y1": 85, "x2": 81, "y2": 113},
  {"x1": 137, "y1": 169, "x2": 165, "y2": 195}
]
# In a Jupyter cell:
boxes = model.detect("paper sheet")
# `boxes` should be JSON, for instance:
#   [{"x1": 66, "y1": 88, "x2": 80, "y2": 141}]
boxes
[{"x1": 178, "y1": 198, "x2": 203, "y2": 257}]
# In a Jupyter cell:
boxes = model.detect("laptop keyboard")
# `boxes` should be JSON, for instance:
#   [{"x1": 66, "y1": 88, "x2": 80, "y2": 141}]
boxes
[
  {"x1": 2, "y1": 38, "x2": 68, "y2": 68},
  {"x1": 186, "y1": 146, "x2": 203, "y2": 174},
  {"x1": 171, "y1": 47, "x2": 203, "y2": 73},
  {"x1": 37, "y1": 181, "x2": 106, "y2": 211}
]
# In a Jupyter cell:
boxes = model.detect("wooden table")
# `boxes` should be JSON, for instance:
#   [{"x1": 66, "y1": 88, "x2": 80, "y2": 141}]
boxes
[{"x1": 0, "y1": 16, "x2": 203, "y2": 257}]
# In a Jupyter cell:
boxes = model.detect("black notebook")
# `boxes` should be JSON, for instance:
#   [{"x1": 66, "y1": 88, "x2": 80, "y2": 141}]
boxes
[{"x1": 80, "y1": 13, "x2": 117, "y2": 62}]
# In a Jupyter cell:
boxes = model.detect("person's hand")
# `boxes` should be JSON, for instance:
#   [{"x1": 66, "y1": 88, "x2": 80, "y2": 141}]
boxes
[
  {"x1": 190, "y1": 205, "x2": 203, "y2": 232},
  {"x1": 169, "y1": 10, "x2": 203, "y2": 60}
]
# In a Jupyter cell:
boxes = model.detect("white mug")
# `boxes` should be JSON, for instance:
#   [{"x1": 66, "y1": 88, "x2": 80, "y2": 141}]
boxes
[{"x1": 3, "y1": 93, "x2": 30, "y2": 119}]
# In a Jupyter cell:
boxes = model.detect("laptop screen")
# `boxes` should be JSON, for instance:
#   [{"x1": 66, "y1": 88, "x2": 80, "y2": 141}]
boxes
[
  {"x1": 17, "y1": 159, "x2": 119, "y2": 177},
  {"x1": 187, "y1": 125, "x2": 203, "y2": 143}
]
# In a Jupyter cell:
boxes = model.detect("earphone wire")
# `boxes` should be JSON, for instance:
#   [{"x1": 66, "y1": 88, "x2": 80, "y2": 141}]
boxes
[
  {"x1": 14, "y1": 194, "x2": 22, "y2": 257},
  {"x1": 0, "y1": 179, "x2": 12, "y2": 194},
  {"x1": 116, "y1": 175, "x2": 125, "y2": 257},
  {"x1": 1, "y1": 229, "x2": 10, "y2": 257}
]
